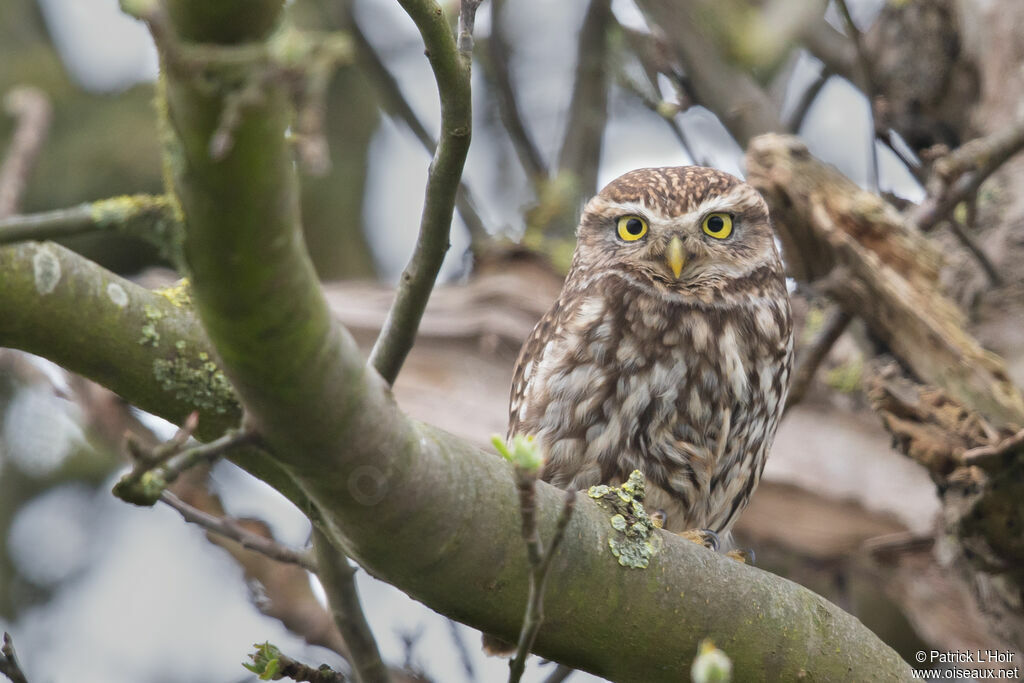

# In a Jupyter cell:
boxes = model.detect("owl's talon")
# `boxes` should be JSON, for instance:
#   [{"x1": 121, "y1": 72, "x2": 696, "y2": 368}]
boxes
[
  {"x1": 726, "y1": 548, "x2": 756, "y2": 565},
  {"x1": 680, "y1": 528, "x2": 719, "y2": 551},
  {"x1": 729, "y1": 548, "x2": 755, "y2": 564},
  {"x1": 650, "y1": 509, "x2": 667, "y2": 529}
]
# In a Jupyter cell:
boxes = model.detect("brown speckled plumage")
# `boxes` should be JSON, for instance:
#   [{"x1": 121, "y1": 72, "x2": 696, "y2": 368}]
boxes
[{"x1": 509, "y1": 166, "x2": 793, "y2": 537}]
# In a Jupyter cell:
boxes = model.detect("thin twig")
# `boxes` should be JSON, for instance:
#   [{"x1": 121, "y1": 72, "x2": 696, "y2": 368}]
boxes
[
  {"x1": 541, "y1": 664, "x2": 575, "y2": 683},
  {"x1": 834, "y1": 0, "x2": 879, "y2": 194},
  {"x1": 508, "y1": 487, "x2": 577, "y2": 683},
  {"x1": 910, "y1": 118, "x2": 1024, "y2": 231},
  {"x1": 313, "y1": 529, "x2": 391, "y2": 683},
  {"x1": 246, "y1": 642, "x2": 348, "y2": 683},
  {"x1": 167, "y1": 431, "x2": 256, "y2": 481},
  {"x1": 556, "y1": 0, "x2": 612, "y2": 202},
  {"x1": 446, "y1": 619, "x2": 477, "y2": 682},
  {"x1": 614, "y1": 58, "x2": 700, "y2": 165},
  {"x1": 369, "y1": 0, "x2": 479, "y2": 385},
  {"x1": 632, "y1": 0, "x2": 783, "y2": 146},
  {"x1": 962, "y1": 427, "x2": 1024, "y2": 469},
  {"x1": 785, "y1": 67, "x2": 830, "y2": 133},
  {"x1": 485, "y1": 0, "x2": 548, "y2": 181},
  {"x1": 457, "y1": 0, "x2": 484, "y2": 59},
  {"x1": 160, "y1": 491, "x2": 318, "y2": 572},
  {"x1": 863, "y1": 531, "x2": 935, "y2": 561},
  {"x1": 0, "y1": 205, "x2": 95, "y2": 243},
  {"x1": 878, "y1": 133, "x2": 926, "y2": 185},
  {"x1": 0, "y1": 633, "x2": 28, "y2": 683},
  {"x1": 345, "y1": 9, "x2": 489, "y2": 249},
  {"x1": 114, "y1": 414, "x2": 260, "y2": 506},
  {"x1": 0, "y1": 195, "x2": 176, "y2": 247},
  {"x1": 947, "y1": 197, "x2": 1003, "y2": 286},
  {"x1": 784, "y1": 308, "x2": 853, "y2": 415},
  {"x1": 799, "y1": 18, "x2": 856, "y2": 83},
  {"x1": 0, "y1": 87, "x2": 52, "y2": 219}
]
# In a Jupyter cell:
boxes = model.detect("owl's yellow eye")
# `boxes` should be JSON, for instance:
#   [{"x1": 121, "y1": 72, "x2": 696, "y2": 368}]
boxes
[
  {"x1": 616, "y1": 215, "x2": 648, "y2": 241},
  {"x1": 702, "y1": 213, "x2": 733, "y2": 239}
]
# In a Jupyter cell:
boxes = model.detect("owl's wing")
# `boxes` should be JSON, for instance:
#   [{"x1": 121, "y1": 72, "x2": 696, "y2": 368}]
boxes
[{"x1": 508, "y1": 290, "x2": 582, "y2": 437}]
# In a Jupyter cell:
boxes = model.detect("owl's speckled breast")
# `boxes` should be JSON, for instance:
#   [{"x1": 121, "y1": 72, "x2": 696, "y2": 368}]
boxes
[{"x1": 515, "y1": 274, "x2": 792, "y2": 535}]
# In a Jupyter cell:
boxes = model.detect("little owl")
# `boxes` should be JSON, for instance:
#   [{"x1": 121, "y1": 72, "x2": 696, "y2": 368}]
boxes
[{"x1": 510, "y1": 166, "x2": 793, "y2": 546}]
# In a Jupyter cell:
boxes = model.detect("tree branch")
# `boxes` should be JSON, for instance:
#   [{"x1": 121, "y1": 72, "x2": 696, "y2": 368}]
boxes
[
  {"x1": 784, "y1": 307, "x2": 853, "y2": 415},
  {"x1": 245, "y1": 642, "x2": 347, "y2": 683},
  {"x1": 633, "y1": 1, "x2": 783, "y2": 147},
  {"x1": 555, "y1": 0, "x2": 612, "y2": 203},
  {"x1": 313, "y1": 529, "x2": 391, "y2": 683},
  {"x1": 784, "y1": 68, "x2": 829, "y2": 133},
  {"x1": 161, "y1": 490, "x2": 318, "y2": 572},
  {"x1": 799, "y1": 18, "x2": 858, "y2": 86},
  {"x1": 910, "y1": 117, "x2": 1024, "y2": 232},
  {"x1": 345, "y1": 7, "x2": 489, "y2": 250},
  {"x1": 115, "y1": 416, "x2": 260, "y2": 505},
  {"x1": 368, "y1": 0, "x2": 478, "y2": 384},
  {"x1": 541, "y1": 664, "x2": 574, "y2": 683},
  {"x1": 0, "y1": 238, "x2": 913, "y2": 681},
  {"x1": 484, "y1": 0, "x2": 548, "y2": 181},
  {"x1": 612, "y1": 46, "x2": 701, "y2": 165},
  {"x1": 834, "y1": 0, "x2": 880, "y2": 192},
  {"x1": 0, "y1": 633, "x2": 28, "y2": 683},
  {"x1": 509, "y1": 488, "x2": 575, "y2": 683},
  {"x1": 0, "y1": 86, "x2": 51, "y2": 219},
  {"x1": 494, "y1": 437, "x2": 578, "y2": 683},
  {"x1": 947, "y1": 197, "x2": 1003, "y2": 287},
  {"x1": 746, "y1": 134, "x2": 1024, "y2": 427},
  {"x1": 0, "y1": 195, "x2": 178, "y2": 254}
]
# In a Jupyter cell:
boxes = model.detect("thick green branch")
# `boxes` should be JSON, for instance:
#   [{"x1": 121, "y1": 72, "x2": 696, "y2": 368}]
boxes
[
  {"x1": 0, "y1": 240, "x2": 912, "y2": 681},
  {"x1": 0, "y1": 241, "x2": 309, "y2": 511},
  {"x1": 368, "y1": 0, "x2": 475, "y2": 385},
  {"x1": 0, "y1": 241, "x2": 232, "y2": 425}
]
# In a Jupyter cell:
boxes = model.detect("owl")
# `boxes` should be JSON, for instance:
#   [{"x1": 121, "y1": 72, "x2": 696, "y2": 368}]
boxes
[{"x1": 510, "y1": 166, "x2": 793, "y2": 544}]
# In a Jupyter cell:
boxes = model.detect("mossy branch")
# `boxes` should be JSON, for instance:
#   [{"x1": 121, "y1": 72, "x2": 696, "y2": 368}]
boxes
[
  {"x1": 0, "y1": 194, "x2": 182, "y2": 261},
  {"x1": 0, "y1": 238, "x2": 912, "y2": 681}
]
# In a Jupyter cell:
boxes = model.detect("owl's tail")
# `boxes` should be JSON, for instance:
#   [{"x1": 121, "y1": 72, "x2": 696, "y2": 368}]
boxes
[{"x1": 481, "y1": 632, "x2": 516, "y2": 656}]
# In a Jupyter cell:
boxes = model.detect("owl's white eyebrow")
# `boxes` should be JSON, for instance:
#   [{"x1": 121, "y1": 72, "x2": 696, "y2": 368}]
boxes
[
  {"x1": 595, "y1": 199, "x2": 652, "y2": 218},
  {"x1": 691, "y1": 185, "x2": 761, "y2": 217}
]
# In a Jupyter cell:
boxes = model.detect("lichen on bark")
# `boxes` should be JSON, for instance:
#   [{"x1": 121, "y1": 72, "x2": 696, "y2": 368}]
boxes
[{"x1": 588, "y1": 470, "x2": 662, "y2": 569}]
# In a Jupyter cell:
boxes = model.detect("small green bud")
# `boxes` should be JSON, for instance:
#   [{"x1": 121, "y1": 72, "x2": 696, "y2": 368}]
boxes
[
  {"x1": 243, "y1": 642, "x2": 282, "y2": 679},
  {"x1": 491, "y1": 434, "x2": 543, "y2": 472},
  {"x1": 119, "y1": 0, "x2": 157, "y2": 19},
  {"x1": 655, "y1": 100, "x2": 680, "y2": 119},
  {"x1": 692, "y1": 639, "x2": 733, "y2": 683}
]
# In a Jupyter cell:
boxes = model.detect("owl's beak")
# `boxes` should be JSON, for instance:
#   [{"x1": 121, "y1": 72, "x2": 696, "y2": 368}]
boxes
[{"x1": 666, "y1": 236, "x2": 685, "y2": 279}]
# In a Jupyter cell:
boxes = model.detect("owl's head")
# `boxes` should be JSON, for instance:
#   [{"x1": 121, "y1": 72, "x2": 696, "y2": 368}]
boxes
[{"x1": 572, "y1": 166, "x2": 782, "y2": 296}]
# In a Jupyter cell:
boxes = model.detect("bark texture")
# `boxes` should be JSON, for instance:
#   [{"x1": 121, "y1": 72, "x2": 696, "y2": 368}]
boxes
[{"x1": 745, "y1": 134, "x2": 1024, "y2": 430}]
